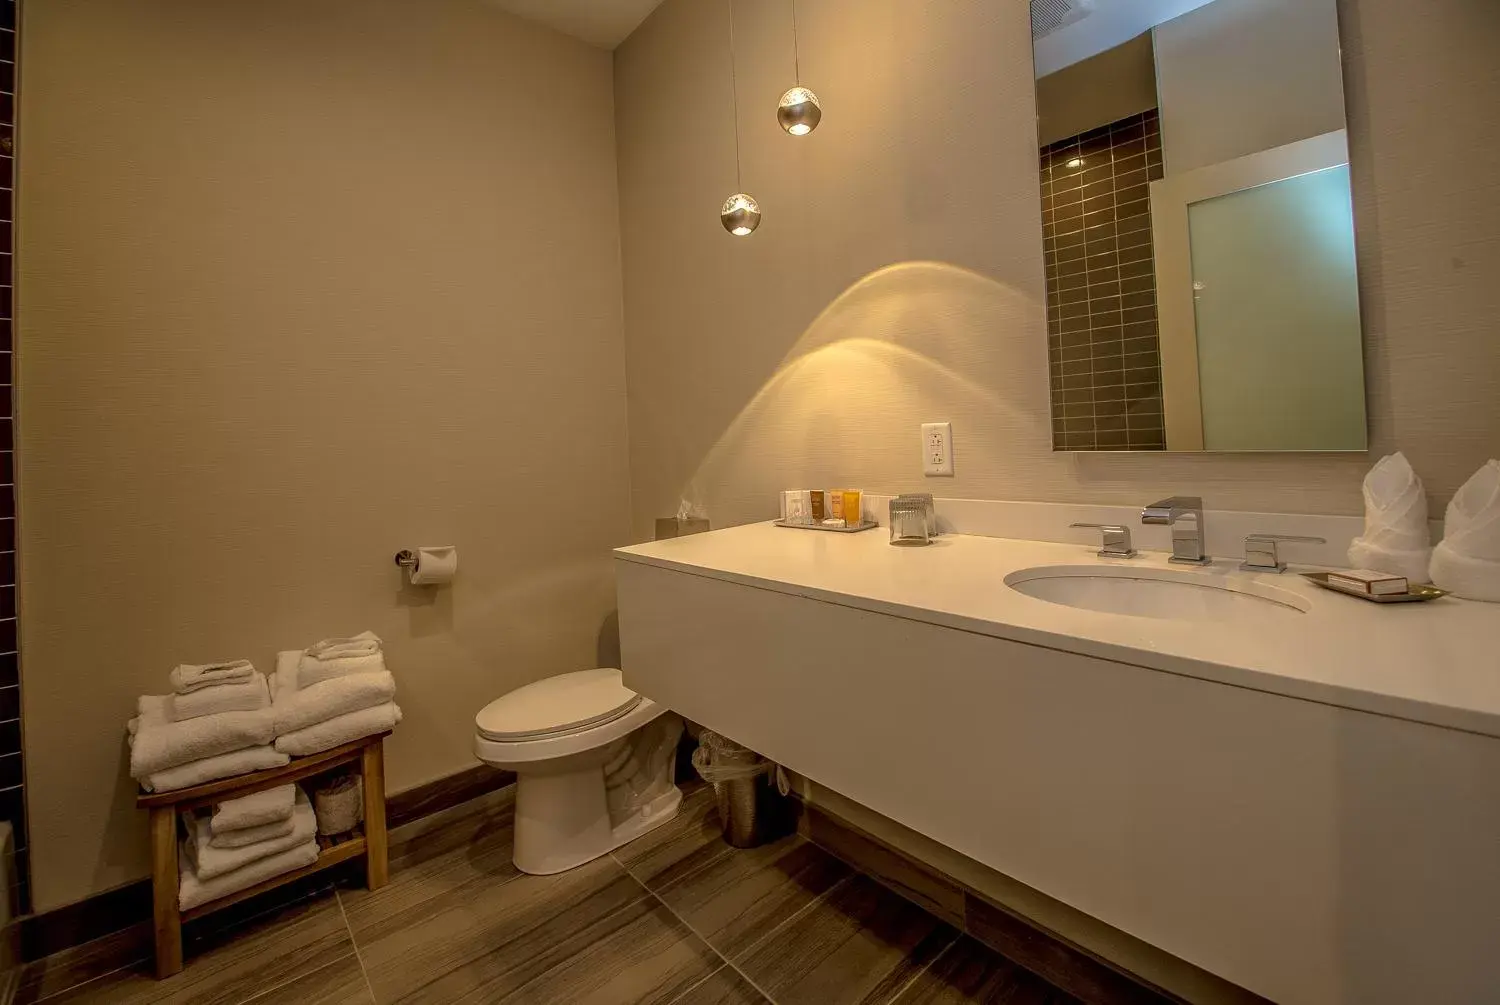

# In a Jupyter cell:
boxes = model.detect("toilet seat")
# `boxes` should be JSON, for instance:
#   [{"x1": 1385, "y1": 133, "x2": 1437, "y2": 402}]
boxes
[{"x1": 476, "y1": 667, "x2": 643, "y2": 742}]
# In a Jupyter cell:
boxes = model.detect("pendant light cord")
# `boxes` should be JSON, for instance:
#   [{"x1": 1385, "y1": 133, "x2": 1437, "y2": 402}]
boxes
[
  {"x1": 792, "y1": 0, "x2": 801, "y2": 85},
  {"x1": 728, "y1": 0, "x2": 743, "y2": 190}
]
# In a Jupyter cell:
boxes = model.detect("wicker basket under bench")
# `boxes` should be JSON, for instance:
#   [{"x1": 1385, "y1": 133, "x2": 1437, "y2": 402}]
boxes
[{"x1": 136, "y1": 731, "x2": 391, "y2": 978}]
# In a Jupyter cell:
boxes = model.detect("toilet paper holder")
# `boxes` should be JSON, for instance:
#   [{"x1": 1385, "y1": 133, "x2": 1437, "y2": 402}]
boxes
[{"x1": 393, "y1": 550, "x2": 418, "y2": 569}]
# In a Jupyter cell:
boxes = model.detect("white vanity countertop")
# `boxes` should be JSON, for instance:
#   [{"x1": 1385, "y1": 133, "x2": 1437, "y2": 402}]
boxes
[{"x1": 616, "y1": 522, "x2": 1500, "y2": 738}]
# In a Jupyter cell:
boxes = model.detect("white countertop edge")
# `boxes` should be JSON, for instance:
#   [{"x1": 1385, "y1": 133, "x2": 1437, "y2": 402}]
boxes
[{"x1": 616, "y1": 530, "x2": 1500, "y2": 740}]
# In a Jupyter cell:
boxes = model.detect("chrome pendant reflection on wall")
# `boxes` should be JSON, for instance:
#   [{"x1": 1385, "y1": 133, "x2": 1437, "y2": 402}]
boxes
[
  {"x1": 720, "y1": 0, "x2": 760, "y2": 236},
  {"x1": 720, "y1": 193, "x2": 761, "y2": 236},
  {"x1": 776, "y1": 0, "x2": 821, "y2": 135}
]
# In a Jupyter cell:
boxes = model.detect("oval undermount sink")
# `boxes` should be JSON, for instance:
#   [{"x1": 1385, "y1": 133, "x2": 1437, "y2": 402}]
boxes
[{"x1": 1004, "y1": 565, "x2": 1309, "y2": 620}]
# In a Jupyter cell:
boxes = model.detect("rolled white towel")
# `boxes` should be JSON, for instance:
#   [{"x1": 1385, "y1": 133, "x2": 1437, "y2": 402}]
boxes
[
  {"x1": 179, "y1": 838, "x2": 319, "y2": 912},
  {"x1": 128, "y1": 697, "x2": 277, "y2": 779},
  {"x1": 167, "y1": 673, "x2": 270, "y2": 722},
  {"x1": 275, "y1": 702, "x2": 402, "y2": 757},
  {"x1": 135, "y1": 745, "x2": 288, "y2": 794},
  {"x1": 168, "y1": 660, "x2": 255, "y2": 695},
  {"x1": 271, "y1": 669, "x2": 396, "y2": 736},
  {"x1": 185, "y1": 790, "x2": 315, "y2": 880},
  {"x1": 1430, "y1": 545, "x2": 1500, "y2": 603},
  {"x1": 1430, "y1": 460, "x2": 1500, "y2": 601},
  {"x1": 211, "y1": 783, "x2": 296, "y2": 835},
  {"x1": 1348, "y1": 452, "x2": 1432, "y2": 581}
]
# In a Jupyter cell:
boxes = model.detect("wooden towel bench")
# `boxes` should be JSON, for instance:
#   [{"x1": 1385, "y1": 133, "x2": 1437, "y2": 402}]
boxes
[{"x1": 136, "y1": 731, "x2": 391, "y2": 978}]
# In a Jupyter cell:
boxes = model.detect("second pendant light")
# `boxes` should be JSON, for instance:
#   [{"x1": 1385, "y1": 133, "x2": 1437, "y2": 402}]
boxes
[{"x1": 777, "y1": 0, "x2": 821, "y2": 136}]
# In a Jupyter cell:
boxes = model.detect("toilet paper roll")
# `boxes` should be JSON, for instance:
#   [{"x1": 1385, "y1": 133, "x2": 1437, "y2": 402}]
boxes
[{"x1": 408, "y1": 546, "x2": 458, "y2": 586}]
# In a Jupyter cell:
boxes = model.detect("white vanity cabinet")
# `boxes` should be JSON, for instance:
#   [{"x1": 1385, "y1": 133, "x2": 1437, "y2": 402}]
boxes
[{"x1": 615, "y1": 525, "x2": 1500, "y2": 1005}]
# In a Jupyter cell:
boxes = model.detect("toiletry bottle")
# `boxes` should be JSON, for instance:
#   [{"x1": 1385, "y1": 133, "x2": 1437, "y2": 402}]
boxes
[
  {"x1": 843, "y1": 490, "x2": 862, "y2": 526},
  {"x1": 810, "y1": 490, "x2": 826, "y2": 522},
  {"x1": 828, "y1": 490, "x2": 845, "y2": 524}
]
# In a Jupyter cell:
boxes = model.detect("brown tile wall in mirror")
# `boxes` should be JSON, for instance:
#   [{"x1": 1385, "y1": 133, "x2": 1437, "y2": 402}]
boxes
[
  {"x1": 1042, "y1": 109, "x2": 1166, "y2": 451},
  {"x1": 0, "y1": 0, "x2": 23, "y2": 915}
]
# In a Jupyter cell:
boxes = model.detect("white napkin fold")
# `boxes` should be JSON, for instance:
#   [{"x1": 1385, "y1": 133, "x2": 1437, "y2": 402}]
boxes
[
  {"x1": 1348, "y1": 452, "x2": 1433, "y2": 582},
  {"x1": 1430, "y1": 460, "x2": 1500, "y2": 601}
]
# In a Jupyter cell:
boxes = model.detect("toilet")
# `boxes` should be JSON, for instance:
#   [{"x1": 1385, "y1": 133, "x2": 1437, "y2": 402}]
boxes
[{"x1": 474, "y1": 667, "x2": 684, "y2": 875}]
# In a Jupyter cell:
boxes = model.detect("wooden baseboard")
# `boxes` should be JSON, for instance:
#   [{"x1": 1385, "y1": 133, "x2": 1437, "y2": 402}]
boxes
[
  {"x1": 17, "y1": 761, "x2": 515, "y2": 964},
  {"x1": 799, "y1": 801, "x2": 1263, "y2": 1005}
]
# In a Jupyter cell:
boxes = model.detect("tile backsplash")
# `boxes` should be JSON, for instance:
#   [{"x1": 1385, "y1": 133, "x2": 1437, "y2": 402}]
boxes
[{"x1": 1041, "y1": 109, "x2": 1167, "y2": 452}]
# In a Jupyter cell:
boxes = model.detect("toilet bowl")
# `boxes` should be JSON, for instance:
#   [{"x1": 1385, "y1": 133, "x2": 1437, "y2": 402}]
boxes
[{"x1": 474, "y1": 668, "x2": 683, "y2": 875}]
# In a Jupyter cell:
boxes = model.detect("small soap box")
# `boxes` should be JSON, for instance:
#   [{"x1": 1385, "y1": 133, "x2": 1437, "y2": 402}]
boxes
[{"x1": 1328, "y1": 569, "x2": 1409, "y2": 596}]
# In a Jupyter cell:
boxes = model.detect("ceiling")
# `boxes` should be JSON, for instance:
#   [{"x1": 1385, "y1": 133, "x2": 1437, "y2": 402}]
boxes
[
  {"x1": 486, "y1": 0, "x2": 668, "y2": 49},
  {"x1": 1032, "y1": 0, "x2": 1218, "y2": 76}
]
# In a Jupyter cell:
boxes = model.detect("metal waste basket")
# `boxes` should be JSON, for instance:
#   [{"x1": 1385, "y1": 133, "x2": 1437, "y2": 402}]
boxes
[{"x1": 690, "y1": 731, "x2": 789, "y2": 848}]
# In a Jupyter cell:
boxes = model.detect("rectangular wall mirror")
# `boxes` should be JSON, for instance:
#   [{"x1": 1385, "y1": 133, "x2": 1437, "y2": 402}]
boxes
[{"x1": 1033, "y1": 0, "x2": 1368, "y2": 452}]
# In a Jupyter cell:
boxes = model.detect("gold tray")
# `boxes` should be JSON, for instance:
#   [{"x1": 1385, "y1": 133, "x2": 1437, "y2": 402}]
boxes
[{"x1": 1300, "y1": 572, "x2": 1450, "y2": 603}]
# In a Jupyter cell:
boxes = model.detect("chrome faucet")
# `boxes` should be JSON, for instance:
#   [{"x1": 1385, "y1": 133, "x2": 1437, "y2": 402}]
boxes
[{"x1": 1141, "y1": 496, "x2": 1211, "y2": 565}]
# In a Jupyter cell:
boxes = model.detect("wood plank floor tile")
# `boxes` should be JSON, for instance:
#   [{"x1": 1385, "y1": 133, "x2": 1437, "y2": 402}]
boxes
[
  {"x1": 12, "y1": 923, "x2": 152, "y2": 1004},
  {"x1": 655, "y1": 834, "x2": 853, "y2": 961},
  {"x1": 239, "y1": 952, "x2": 375, "y2": 1005},
  {"x1": 353, "y1": 853, "x2": 650, "y2": 1001},
  {"x1": 738, "y1": 873, "x2": 959, "y2": 1005},
  {"x1": 33, "y1": 893, "x2": 354, "y2": 1005},
  {"x1": 889, "y1": 936, "x2": 1082, "y2": 1005},
  {"x1": 668, "y1": 965, "x2": 772, "y2": 1004},
  {"x1": 613, "y1": 781, "x2": 736, "y2": 891}
]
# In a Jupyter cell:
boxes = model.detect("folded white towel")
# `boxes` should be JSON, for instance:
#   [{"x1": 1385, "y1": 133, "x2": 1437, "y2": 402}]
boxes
[
  {"x1": 136, "y1": 745, "x2": 288, "y2": 794},
  {"x1": 211, "y1": 784, "x2": 296, "y2": 835},
  {"x1": 1348, "y1": 452, "x2": 1433, "y2": 582},
  {"x1": 185, "y1": 790, "x2": 315, "y2": 880},
  {"x1": 168, "y1": 659, "x2": 255, "y2": 695},
  {"x1": 274, "y1": 702, "x2": 402, "y2": 756},
  {"x1": 210, "y1": 814, "x2": 295, "y2": 849},
  {"x1": 1430, "y1": 460, "x2": 1500, "y2": 601},
  {"x1": 271, "y1": 669, "x2": 396, "y2": 736},
  {"x1": 296, "y1": 651, "x2": 387, "y2": 690},
  {"x1": 167, "y1": 672, "x2": 270, "y2": 722},
  {"x1": 179, "y1": 838, "x2": 319, "y2": 912},
  {"x1": 128, "y1": 697, "x2": 277, "y2": 779},
  {"x1": 306, "y1": 631, "x2": 382, "y2": 660}
]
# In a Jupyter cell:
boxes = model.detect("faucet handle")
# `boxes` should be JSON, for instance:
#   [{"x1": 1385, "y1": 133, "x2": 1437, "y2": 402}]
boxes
[
  {"x1": 1240, "y1": 533, "x2": 1326, "y2": 573},
  {"x1": 1071, "y1": 523, "x2": 1138, "y2": 559}
]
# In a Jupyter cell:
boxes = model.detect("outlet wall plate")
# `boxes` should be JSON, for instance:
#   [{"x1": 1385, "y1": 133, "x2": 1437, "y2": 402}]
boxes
[{"x1": 922, "y1": 422, "x2": 954, "y2": 476}]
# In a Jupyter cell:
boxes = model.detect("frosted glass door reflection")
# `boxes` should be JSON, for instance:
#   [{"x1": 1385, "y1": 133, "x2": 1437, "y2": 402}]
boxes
[{"x1": 1188, "y1": 165, "x2": 1366, "y2": 451}]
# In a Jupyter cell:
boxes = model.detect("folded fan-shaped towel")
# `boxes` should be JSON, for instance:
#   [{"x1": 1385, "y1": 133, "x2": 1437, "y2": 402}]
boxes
[
  {"x1": 168, "y1": 660, "x2": 255, "y2": 695},
  {"x1": 274, "y1": 702, "x2": 402, "y2": 757},
  {"x1": 1431, "y1": 460, "x2": 1500, "y2": 601},
  {"x1": 168, "y1": 672, "x2": 270, "y2": 722},
  {"x1": 136, "y1": 746, "x2": 288, "y2": 794},
  {"x1": 211, "y1": 783, "x2": 296, "y2": 835},
  {"x1": 1348, "y1": 452, "x2": 1433, "y2": 582},
  {"x1": 270, "y1": 667, "x2": 396, "y2": 736},
  {"x1": 179, "y1": 839, "x2": 319, "y2": 912},
  {"x1": 128, "y1": 697, "x2": 276, "y2": 779},
  {"x1": 185, "y1": 789, "x2": 315, "y2": 880}
]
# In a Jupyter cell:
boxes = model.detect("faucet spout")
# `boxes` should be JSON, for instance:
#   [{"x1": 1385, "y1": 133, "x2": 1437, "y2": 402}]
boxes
[{"x1": 1141, "y1": 496, "x2": 1211, "y2": 565}]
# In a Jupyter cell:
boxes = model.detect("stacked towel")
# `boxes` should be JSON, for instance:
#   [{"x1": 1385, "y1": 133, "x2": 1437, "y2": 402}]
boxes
[
  {"x1": 1431, "y1": 460, "x2": 1500, "y2": 602},
  {"x1": 209, "y1": 784, "x2": 297, "y2": 848},
  {"x1": 128, "y1": 658, "x2": 282, "y2": 793},
  {"x1": 270, "y1": 633, "x2": 401, "y2": 756},
  {"x1": 178, "y1": 788, "x2": 319, "y2": 911},
  {"x1": 295, "y1": 631, "x2": 387, "y2": 689},
  {"x1": 1348, "y1": 452, "x2": 1434, "y2": 583}
]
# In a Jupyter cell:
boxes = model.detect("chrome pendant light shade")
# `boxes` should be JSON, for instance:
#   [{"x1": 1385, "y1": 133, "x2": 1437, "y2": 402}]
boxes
[
  {"x1": 720, "y1": 193, "x2": 762, "y2": 236},
  {"x1": 720, "y1": 0, "x2": 760, "y2": 237},
  {"x1": 777, "y1": 86, "x2": 822, "y2": 136}
]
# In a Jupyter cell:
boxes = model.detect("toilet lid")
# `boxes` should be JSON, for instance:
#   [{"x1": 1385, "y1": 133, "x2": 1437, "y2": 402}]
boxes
[{"x1": 476, "y1": 668, "x2": 643, "y2": 741}]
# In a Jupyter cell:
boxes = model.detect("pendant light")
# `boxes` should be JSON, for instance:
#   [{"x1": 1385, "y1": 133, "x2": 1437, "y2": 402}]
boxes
[
  {"x1": 720, "y1": 0, "x2": 761, "y2": 237},
  {"x1": 776, "y1": 0, "x2": 822, "y2": 136}
]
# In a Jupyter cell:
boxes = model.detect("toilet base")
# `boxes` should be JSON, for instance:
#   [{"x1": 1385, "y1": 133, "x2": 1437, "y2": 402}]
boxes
[{"x1": 512, "y1": 766, "x2": 683, "y2": 876}]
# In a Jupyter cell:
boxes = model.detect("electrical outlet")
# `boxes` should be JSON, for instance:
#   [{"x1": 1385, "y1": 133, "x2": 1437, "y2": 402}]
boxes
[{"x1": 922, "y1": 422, "x2": 954, "y2": 476}]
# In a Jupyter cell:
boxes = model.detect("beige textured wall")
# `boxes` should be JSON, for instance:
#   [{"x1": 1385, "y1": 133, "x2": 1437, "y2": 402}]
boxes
[
  {"x1": 614, "y1": 0, "x2": 1500, "y2": 543},
  {"x1": 18, "y1": 0, "x2": 631, "y2": 910}
]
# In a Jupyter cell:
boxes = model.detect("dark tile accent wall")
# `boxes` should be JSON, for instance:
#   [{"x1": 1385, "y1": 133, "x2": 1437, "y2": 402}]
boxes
[
  {"x1": 0, "y1": 0, "x2": 22, "y2": 916},
  {"x1": 1041, "y1": 109, "x2": 1167, "y2": 451}
]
